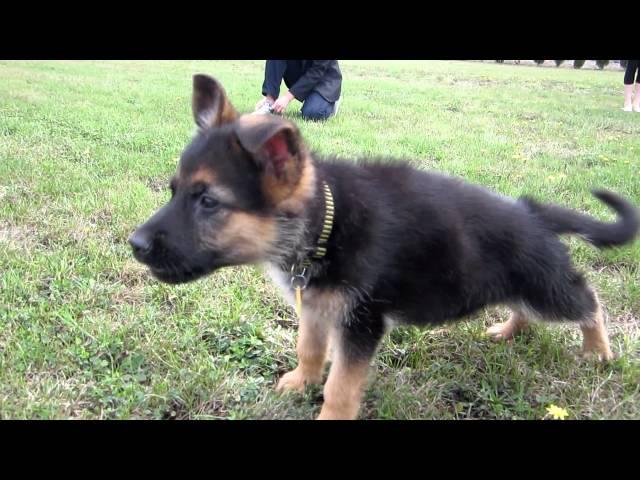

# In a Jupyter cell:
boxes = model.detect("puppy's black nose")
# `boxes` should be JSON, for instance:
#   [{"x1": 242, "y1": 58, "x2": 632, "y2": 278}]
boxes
[{"x1": 128, "y1": 229, "x2": 153, "y2": 255}]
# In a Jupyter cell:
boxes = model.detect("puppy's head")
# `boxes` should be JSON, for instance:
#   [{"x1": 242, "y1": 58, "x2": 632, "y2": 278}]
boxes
[{"x1": 129, "y1": 74, "x2": 316, "y2": 284}]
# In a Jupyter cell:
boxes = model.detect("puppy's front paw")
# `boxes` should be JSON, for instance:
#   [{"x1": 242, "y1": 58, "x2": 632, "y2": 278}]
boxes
[
  {"x1": 316, "y1": 404, "x2": 359, "y2": 420},
  {"x1": 579, "y1": 345, "x2": 616, "y2": 362},
  {"x1": 276, "y1": 367, "x2": 321, "y2": 394},
  {"x1": 486, "y1": 322, "x2": 518, "y2": 342}
]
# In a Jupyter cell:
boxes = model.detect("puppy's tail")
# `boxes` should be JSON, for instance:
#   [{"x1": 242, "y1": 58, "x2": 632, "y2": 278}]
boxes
[{"x1": 521, "y1": 190, "x2": 640, "y2": 248}]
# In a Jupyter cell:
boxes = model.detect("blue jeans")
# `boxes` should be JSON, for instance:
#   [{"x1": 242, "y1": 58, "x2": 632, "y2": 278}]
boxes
[{"x1": 301, "y1": 92, "x2": 336, "y2": 121}]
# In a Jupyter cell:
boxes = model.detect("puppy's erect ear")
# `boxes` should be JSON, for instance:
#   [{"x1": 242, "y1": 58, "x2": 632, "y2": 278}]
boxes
[
  {"x1": 192, "y1": 74, "x2": 239, "y2": 129},
  {"x1": 233, "y1": 115, "x2": 309, "y2": 207},
  {"x1": 234, "y1": 115, "x2": 301, "y2": 173}
]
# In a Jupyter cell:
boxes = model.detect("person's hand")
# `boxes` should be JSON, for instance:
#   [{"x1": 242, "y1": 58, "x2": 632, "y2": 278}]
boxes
[
  {"x1": 255, "y1": 96, "x2": 275, "y2": 111},
  {"x1": 272, "y1": 92, "x2": 294, "y2": 114}
]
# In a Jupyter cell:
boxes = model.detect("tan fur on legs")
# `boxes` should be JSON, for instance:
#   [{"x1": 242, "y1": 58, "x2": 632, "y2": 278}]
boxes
[
  {"x1": 580, "y1": 293, "x2": 614, "y2": 361},
  {"x1": 274, "y1": 288, "x2": 348, "y2": 394},
  {"x1": 276, "y1": 306, "x2": 330, "y2": 394},
  {"x1": 317, "y1": 347, "x2": 370, "y2": 420},
  {"x1": 486, "y1": 309, "x2": 530, "y2": 341}
]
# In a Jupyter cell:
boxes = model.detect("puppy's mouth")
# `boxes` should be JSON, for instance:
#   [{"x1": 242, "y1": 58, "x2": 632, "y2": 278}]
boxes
[
  {"x1": 131, "y1": 242, "x2": 227, "y2": 284},
  {"x1": 147, "y1": 253, "x2": 228, "y2": 284},
  {"x1": 149, "y1": 264, "x2": 208, "y2": 284}
]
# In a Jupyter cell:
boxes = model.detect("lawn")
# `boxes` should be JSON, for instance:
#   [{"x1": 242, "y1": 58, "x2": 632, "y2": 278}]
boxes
[{"x1": 0, "y1": 60, "x2": 638, "y2": 419}]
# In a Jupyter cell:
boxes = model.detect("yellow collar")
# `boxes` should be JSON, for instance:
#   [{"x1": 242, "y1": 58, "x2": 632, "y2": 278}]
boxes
[
  {"x1": 289, "y1": 181, "x2": 335, "y2": 292},
  {"x1": 311, "y1": 182, "x2": 335, "y2": 261}
]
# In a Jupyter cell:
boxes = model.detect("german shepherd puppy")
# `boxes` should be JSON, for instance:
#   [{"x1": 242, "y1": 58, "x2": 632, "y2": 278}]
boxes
[{"x1": 129, "y1": 75, "x2": 640, "y2": 419}]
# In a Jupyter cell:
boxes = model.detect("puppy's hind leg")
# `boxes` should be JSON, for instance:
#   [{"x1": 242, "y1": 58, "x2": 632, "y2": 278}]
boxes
[
  {"x1": 486, "y1": 308, "x2": 531, "y2": 342},
  {"x1": 579, "y1": 290, "x2": 614, "y2": 361}
]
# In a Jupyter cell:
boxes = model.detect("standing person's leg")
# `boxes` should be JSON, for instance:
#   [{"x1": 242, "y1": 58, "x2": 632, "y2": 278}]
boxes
[
  {"x1": 623, "y1": 60, "x2": 637, "y2": 111},
  {"x1": 300, "y1": 91, "x2": 336, "y2": 121}
]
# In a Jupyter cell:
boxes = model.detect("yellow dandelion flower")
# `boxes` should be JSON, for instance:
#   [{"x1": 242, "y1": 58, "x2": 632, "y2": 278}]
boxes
[{"x1": 546, "y1": 404, "x2": 569, "y2": 420}]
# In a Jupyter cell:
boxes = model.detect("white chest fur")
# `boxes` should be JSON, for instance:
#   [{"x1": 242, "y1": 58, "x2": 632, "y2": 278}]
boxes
[
  {"x1": 264, "y1": 263, "x2": 351, "y2": 326},
  {"x1": 264, "y1": 263, "x2": 295, "y2": 305}
]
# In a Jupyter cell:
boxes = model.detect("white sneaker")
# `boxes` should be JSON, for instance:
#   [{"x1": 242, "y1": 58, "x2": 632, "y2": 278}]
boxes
[
  {"x1": 254, "y1": 101, "x2": 274, "y2": 115},
  {"x1": 623, "y1": 104, "x2": 633, "y2": 112},
  {"x1": 633, "y1": 105, "x2": 640, "y2": 113},
  {"x1": 332, "y1": 96, "x2": 342, "y2": 117}
]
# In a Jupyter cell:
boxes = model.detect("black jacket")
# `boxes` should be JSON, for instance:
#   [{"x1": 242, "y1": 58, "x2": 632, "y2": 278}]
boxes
[{"x1": 263, "y1": 60, "x2": 342, "y2": 103}]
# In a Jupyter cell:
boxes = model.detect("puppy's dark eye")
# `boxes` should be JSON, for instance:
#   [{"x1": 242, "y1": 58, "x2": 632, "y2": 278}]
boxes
[{"x1": 200, "y1": 195, "x2": 217, "y2": 209}]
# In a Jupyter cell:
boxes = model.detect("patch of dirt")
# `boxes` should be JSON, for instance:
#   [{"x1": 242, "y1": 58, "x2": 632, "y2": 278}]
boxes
[
  {"x1": 161, "y1": 395, "x2": 229, "y2": 420},
  {"x1": 145, "y1": 177, "x2": 168, "y2": 193},
  {"x1": 89, "y1": 208, "x2": 114, "y2": 229},
  {"x1": 609, "y1": 311, "x2": 640, "y2": 339},
  {"x1": 448, "y1": 77, "x2": 499, "y2": 87},
  {"x1": 162, "y1": 397, "x2": 190, "y2": 420},
  {"x1": 105, "y1": 260, "x2": 149, "y2": 306},
  {"x1": 518, "y1": 113, "x2": 542, "y2": 121},
  {"x1": 196, "y1": 398, "x2": 229, "y2": 418},
  {"x1": 116, "y1": 260, "x2": 148, "y2": 287},
  {"x1": 0, "y1": 221, "x2": 36, "y2": 251}
]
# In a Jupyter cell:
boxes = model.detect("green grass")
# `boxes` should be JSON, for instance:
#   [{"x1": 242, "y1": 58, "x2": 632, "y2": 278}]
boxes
[{"x1": 1, "y1": 60, "x2": 639, "y2": 420}]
